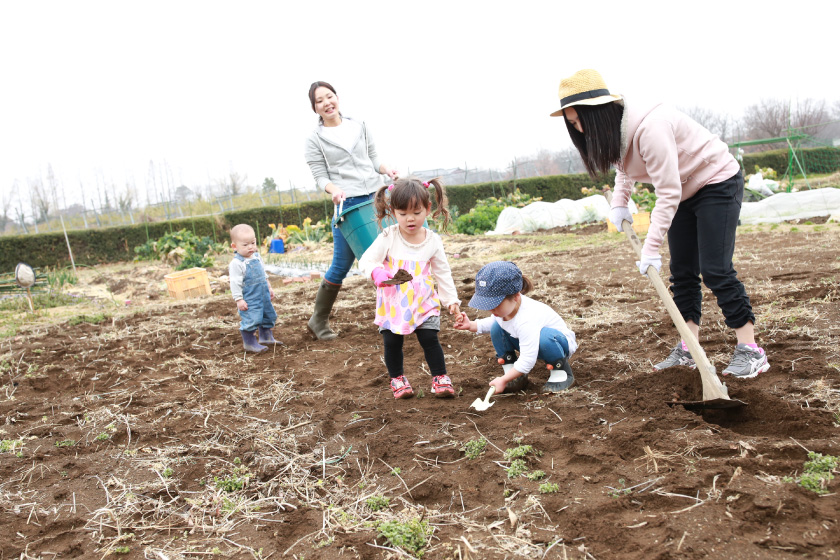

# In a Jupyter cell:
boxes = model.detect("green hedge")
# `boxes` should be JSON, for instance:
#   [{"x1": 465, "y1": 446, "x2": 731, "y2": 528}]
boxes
[
  {"x1": 0, "y1": 171, "x2": 617, "y2": 272},
  {"x1": 444, "y1": 171, "x2": 614, "y2": 213},
  {"x1": 741, "y1": 146, "x2": 840, "y2": 176}
]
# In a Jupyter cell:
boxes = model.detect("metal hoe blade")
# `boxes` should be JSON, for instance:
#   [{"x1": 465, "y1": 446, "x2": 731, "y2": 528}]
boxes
[{"x1": 470, "y1": 387, "x2": 496, "y2": 411}]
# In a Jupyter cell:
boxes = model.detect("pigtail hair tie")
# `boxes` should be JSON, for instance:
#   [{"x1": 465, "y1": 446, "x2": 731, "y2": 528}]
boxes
[
  {"x1": 422, "y1": 182, "x2": 430, "y2": 188},
  {"x1": 387, "y1": 184, "x2": 394, "y2": 191}
]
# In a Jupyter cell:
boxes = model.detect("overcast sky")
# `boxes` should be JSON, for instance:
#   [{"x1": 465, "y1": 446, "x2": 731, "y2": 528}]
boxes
[{"x1": 1, "y1": 0, "x2": 836, "y2": 217}]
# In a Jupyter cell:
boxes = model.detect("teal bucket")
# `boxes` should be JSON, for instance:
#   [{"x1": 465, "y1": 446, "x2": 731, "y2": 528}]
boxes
[{"x1": 335, "y1": 200, "x2": 393, "y2": 259}]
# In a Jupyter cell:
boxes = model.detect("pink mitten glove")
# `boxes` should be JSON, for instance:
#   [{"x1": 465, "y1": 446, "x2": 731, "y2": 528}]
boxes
[{"x1": 371, "y1": 267, "x2": 393, "y2": 288}]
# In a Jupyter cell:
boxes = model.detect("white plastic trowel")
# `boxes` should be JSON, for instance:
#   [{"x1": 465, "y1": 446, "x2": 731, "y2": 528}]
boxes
[{"x1": 470, "y1": 387, "x2": 496, "y2": 411}]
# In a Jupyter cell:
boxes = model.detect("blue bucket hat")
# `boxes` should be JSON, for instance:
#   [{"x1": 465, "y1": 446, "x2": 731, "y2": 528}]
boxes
[{"x1": 468, "y1": 261, "x2": 523, "y2": 310}]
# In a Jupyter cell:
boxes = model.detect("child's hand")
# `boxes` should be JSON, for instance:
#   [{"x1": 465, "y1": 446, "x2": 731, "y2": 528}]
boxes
[
  {"x1": 269, "y1": 286, "x2": 275, "y2": 300},
  {"x1": 448, "y1": 303, "x2": 461, "y2": 316},
  {"x1": 489, "y1": 377, "x2": 507, "y2": 395},
  {"x1": 237, "y1": 300, "x2": 249, "y2": 311},
  {"x1": 371, "y1": 267, "x2": 393, "y2": 288},
  {"x1": 452, "y1": 312, "x2": 471, "y2": 330}
]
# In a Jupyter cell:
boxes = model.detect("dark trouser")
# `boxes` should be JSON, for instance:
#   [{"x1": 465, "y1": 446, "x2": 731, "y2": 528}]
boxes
[
  {"x1": 667, "y1": 170, "x2": 755, "y2": 329},
  {"x1": 382, "y1": 329, "x2": 447, "y2": 378}
]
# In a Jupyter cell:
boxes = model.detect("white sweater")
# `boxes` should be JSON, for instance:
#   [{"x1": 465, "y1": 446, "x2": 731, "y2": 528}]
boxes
[{"x1": 475, "y1": 295, "x2": 577, "y2": 374}]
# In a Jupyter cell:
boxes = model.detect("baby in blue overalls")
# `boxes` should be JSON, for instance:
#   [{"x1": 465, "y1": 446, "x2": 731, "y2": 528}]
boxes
[{"x1": 229, "y1": 224, "x2": 281, "y2": 352}]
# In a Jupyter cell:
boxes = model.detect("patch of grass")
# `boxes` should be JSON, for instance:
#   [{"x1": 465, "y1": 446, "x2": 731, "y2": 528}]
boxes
[
  {"x1": 68, "y1": 312, "x2": 109, "y2": 326},
  {"x1": 55, "y1": 439, "x2": 76, "y2": 448},
  {"x1": 0, "y1": 439, "x2": 24, "y2": 453},
  {"x1": 365, "y1": 495, "x2": 390, "y2": 511},
  {"x1": 539, "y1": 482, "x2": 560, "y2": 493},
  {"x1": 462, "y1": 437, "x2": 487, "y2": 460},
  {"x1": 377, "y1": 518, "x2": 432, "y2": 557},
  {"x1": 506, "y1": 459, "x2": 528, "y2": 478}
]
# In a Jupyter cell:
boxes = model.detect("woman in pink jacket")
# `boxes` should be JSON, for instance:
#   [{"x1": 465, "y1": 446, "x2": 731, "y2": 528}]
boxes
[{"x1": 551, "y1": 69, "x2": 769, "y2": 379}]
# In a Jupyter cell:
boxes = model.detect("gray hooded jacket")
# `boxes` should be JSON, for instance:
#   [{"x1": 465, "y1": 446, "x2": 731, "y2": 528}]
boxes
[{"x1": 304, "y1": 117, "x2": 385, "y2": 197}]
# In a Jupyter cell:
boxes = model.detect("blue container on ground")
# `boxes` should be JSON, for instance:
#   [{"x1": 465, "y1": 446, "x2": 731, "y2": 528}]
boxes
[{"x1": 269, "y1": 238, "x2": 285, "y2": 254}]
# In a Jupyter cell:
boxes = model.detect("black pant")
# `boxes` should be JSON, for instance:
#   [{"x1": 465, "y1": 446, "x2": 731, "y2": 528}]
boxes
[
  {"x1": 667, "y1": 171, "x2": 755, "y2": 329},
  {"x1": 382, "y1": 329, "x2": 447, "y2": 378}
]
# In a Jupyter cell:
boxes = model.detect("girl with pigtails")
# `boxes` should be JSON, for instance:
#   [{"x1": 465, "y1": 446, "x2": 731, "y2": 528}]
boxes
[{"x1": 358, "y1": 177, "x2": 462, "y2": 399}]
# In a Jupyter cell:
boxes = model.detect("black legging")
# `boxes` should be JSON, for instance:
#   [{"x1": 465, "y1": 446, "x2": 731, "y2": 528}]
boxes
[{"x1": 382, "y1": 329, "x2": 447, "y2": 378}]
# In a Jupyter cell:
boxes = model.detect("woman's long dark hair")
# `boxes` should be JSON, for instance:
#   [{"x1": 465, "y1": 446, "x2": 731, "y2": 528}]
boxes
[{"x1": 565, "y1": 102, "x2": 624, "y2": 178}]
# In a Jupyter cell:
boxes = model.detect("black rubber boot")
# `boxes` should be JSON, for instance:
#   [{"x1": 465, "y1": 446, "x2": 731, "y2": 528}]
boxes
[
  {"x1": 497, "y1": 352, "x2": 528, "y2": 393},
  {"x1": 258, "y1": 327, "x2": 283, "y2": 345},
  {"x1": 307, "y1": 280, "x2": 340, "y2": 340},
  {"x1": 241, "y1": 330, "x2": 267, "y2": 353},
  {"x1": 543, "y1": 357, "x2": 574, "y2": 393}
]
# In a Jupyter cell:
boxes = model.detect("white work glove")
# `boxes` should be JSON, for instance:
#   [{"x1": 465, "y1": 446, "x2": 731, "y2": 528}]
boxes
[
  {"x1": 609, "y1": 207, "x2": 633, "y2": 232},
  {"x1": 636, "y1": 254, "x2": 662, "y2": 275}
]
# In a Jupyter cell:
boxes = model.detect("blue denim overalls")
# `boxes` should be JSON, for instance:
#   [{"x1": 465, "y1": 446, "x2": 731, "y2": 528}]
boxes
[{"x1": 234, "y1": 253, "x2": 277, "y2": 332}]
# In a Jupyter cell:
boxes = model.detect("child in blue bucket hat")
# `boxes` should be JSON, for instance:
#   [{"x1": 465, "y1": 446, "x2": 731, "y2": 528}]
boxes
[{"x1": 454, "y1": 261, "x2": 577, "y2": 394}]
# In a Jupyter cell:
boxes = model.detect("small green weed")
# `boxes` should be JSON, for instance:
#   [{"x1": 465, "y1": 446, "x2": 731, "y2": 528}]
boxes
[
  {"x1": 113, "y1": 546, "x2": 131, "y2": 554},
  {"x1": 377, "y1": 518, "x2": 432, "y2": 557},
  {"x1": 390, "y1": 467, "x2": 402, "y2": 476},
  {"x1": 504, "y1": 445, "x2": 534, "y2": 460},
  {"x1": 215, "y1": 474, "x2": 247, "y2": 492},
  {"x1": 608, "y1": 479, "x2": 632, "y2": 498},
  {"x1": 526, "y1": 470, "x2": 546, "y2": 481},
  {"x1": 789, "y1": 451, "x2": 839, "y2": 494},
  {"x1": 539, "y1": 482, "x2": 560, "y2": 494},
  {"x1": 365, "y1": 495, "x2": 390, "y2": 511},
  {"x1": 462, "y1": 438, "x2": 487, "y2": 460},
  {"x1": 162, "y1": 467, "x2": 174, "y2": 478},
  {"x1": 506, "y1": 459, "x2": 528, "y2": 478},
  {"x1": 95, "y1": 433, "x2": 109, "y2": 441},
  {"x1": 55, "y1": 439, "x2": 76, "y2": 448},
  {"x1": 0, "y1": 439, "x2": 24, "y2": 453}
]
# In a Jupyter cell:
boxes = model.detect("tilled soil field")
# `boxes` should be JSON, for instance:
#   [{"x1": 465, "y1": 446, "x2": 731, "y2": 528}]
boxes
[{"x1": 1, "y1": 224, "x2": 839, "y2": 559}]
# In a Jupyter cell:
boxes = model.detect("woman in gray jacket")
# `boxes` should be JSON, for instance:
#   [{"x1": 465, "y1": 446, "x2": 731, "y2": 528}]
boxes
[{"x1": 304, "y1": 81, "x2": 399, "y2": 340}]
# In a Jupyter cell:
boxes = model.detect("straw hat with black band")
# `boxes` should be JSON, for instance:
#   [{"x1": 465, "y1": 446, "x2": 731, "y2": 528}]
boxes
[{"x1": 549, "y1": 69, "x2": 623, "y2": 117}]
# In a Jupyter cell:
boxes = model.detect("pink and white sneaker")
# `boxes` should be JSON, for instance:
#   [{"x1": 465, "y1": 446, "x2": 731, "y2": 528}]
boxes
[
  {"x1": 390, "y1": 375, "x2": 414, "y2": 399},
  {"x1": 431, "y1": 375, "x2": 455, "y2": 398}
]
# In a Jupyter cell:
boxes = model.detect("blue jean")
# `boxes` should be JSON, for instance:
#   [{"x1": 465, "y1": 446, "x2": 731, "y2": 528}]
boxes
[
  {"x1": 325, "y1": 194, "x2": 375, "y2": 285},
  {"x1": 490, "y1": 323, "x2": 569, "y2": 365}
]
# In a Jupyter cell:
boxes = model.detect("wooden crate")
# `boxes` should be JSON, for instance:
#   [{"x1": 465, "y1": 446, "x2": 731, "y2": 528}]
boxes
[
  {"x1": 607, "y1": 211, "x2": 650, "y2": 234},
  {"x1": 164, "y1": 268, "x2": 211, "y2": 300}
]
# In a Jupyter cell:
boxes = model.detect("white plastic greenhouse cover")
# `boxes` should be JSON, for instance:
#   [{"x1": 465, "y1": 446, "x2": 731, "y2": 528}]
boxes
[
  {"x1": 486, "y1": 188, "x2": 840, "y2": 235},
  {"x1": 486, "y1": 194, "x2": 637, "y2": 235},
  {"x1": 739, "y1": 188, "x2": 840, "y2": 224}
]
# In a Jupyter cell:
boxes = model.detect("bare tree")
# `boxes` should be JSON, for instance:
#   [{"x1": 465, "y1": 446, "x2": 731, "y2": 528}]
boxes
[
  {"x1": 117, "y1": 182, "x2": 136, "y2": 212},
  {"x1": 681, "y1": 106, "x2": 734, "y2": 143},
  {"x1": 741, "y1": 97, "x2": 832, "y2": 148},
  {"x1": 1, "y1": 183, "x2": 16, "y2": 233},
  {"x1": 220, "y1": 171, "x2": 248, "y2": 196},
  {"x1": 29, "y1": 178, "x2": 51, "y2": 223}
]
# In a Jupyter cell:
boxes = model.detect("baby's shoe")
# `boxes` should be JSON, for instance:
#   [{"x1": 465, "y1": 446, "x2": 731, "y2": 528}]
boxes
[
  {"x1": 431, "y1": 375, "x2": 455, "y2": 398},
  {"x1": 240, "y1": 330, "x2": 267, "y2": 353},
  {"x1": 258, "y1": 327, "x2": 283, "y2": 345},
  {"x1": 543, "y1": 357, "x2": 574, "y2": 393},
  {"x1": 497, "y1": 353, "x2": 528, "y2": 393},
  {"x1": 390, "y1": 375, "x2": 414, "y2": 399}
]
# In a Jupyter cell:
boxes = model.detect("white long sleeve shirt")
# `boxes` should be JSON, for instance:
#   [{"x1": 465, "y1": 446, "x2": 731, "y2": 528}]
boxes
[{"x1": 475, "y1": 295, "x2": 577, "y2": 374}]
